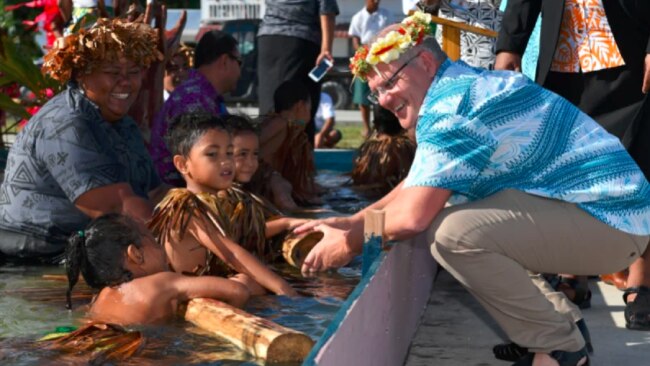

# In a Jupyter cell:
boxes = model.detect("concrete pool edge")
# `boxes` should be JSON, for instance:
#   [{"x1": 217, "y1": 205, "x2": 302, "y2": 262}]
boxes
[{"x1": 303, "y1": 230, "x2": 437, "y2": 365}]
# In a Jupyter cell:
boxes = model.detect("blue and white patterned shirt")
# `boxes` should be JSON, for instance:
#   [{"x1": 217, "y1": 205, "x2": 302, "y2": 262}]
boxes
[{"x1": 405, "y1": 60, "x2": 650, "y2": 236}]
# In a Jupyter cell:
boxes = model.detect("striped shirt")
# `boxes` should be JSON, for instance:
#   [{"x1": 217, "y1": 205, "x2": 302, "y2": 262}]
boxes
[{"x1": 405, "y1": 60, "x2": 650, "y2": 235}]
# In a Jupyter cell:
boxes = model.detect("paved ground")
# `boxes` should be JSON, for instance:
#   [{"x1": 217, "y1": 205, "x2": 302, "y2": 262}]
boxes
[{"x1": 405, "y1": 270, "x2": 650, "y2": 365}]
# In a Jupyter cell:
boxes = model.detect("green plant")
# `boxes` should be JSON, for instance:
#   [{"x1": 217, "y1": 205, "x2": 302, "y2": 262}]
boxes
[
  {"x1": 0, "y1": 32, "x2": 61, "y2": 120},
  {"x1": 337, "y1": 124, "x2": 365, "y2": 149}
]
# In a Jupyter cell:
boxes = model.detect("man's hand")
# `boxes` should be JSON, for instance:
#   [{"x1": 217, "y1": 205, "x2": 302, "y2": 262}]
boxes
[
  {"x1": 315, "y1": 50, "x2": 334, "y2": 70},
  {"x1": 294, "y1": 215, "x2": 352, "y2": 234},
  {"x1": 641, "y1": 53, "x2": 650, "y2": 94},
  {"x1": 494, "y1": 51, "x2": 522, "y2": 72},
  {"x1": 300, "y1": 224, "x2": 357, "y2": 274}
]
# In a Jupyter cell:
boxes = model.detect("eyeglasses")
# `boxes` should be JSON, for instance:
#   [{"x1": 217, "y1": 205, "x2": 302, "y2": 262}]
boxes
[
  {"x1": 367, "y1": 53, "x2": 418, "y2": 105},
  {"x1": 228, "y1": 54, "x2": 243, "y2": 67}
]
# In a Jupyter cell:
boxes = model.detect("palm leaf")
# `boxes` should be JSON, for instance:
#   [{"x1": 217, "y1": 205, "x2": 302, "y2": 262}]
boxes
[
  {"x1": 42, "y1": 322, "x2": 144, "y2": 363},
  {"x1": 0, "y1": 92, "x2": 30, "y2": 119},
  {"x1": 0, "y1": 34, "x2": 61, "y2": 115}
]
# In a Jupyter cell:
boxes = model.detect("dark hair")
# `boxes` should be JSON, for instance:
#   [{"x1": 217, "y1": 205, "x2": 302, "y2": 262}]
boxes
[
  {"x1": 373, "y1": 106, "x2": 404, "y2": 136},
  {"x1": 226, "y1": 114, "x2": 259, "y2": 137},
  {"x1": 273, "y1": 79, "x2": 311, "y2": 113},
  {"x1": 165, "y1": 112, "x2": 230, "y2": 157},
  {"x1": 194, "y1": 30, "x2": 238, "y2": 68},
  {"x1": 65, "y1": 214, "x2": 142, "y2": 309}
]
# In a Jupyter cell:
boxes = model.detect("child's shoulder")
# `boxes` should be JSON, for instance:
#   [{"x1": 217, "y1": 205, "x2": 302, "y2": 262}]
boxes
[
  {"x1": 150, "y1": 188, "x2": 231, "y2": 242},
  {"x1": 262, "y1": 114, "x2": 289, "y2": 131},
  {"x1": 130, "y1": 272, "x2": 180, "y2": 288},
  {"x1": 155, "y1": 188, "x2": 222, "y2": 210}
]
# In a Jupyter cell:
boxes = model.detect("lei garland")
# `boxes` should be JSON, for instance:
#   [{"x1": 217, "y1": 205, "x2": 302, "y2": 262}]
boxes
[
  {"x1": 349, "y1": 11, "x2": 435, "y2": 81},
  {"x1": 42, "y1": 17, "x2": 163, "y2": 83}
]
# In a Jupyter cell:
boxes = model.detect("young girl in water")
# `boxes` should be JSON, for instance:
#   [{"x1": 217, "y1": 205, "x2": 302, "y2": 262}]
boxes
[{"x1": 65, "y1": 213, "x2": 249, "y2": 325}]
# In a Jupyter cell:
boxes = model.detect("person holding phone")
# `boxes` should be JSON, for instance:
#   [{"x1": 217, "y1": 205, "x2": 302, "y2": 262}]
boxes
[
  {"x1": 257, "y1": 0, "x2": 340, "y2": 146},
  {"x1": 349, "y1": 0, "x2": 395, "y2": 138}
]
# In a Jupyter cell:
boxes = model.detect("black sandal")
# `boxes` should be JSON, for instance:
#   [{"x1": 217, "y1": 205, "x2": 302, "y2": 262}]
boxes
[
  {"x1": 493, "y1": 342, "x2": 528, "y2": 362},
  {"x1": 545, "y1": 275, "x2": 592, "y2": 309},
  {"x1": 511, "y1": 346, "x2": 589, "y2": 366},
  {"x1": 493, "y1": 319, "x2": 593, "y2": 362},
  {"x1": 623, "y1": 286, "x2": 650, "y2": 330}
]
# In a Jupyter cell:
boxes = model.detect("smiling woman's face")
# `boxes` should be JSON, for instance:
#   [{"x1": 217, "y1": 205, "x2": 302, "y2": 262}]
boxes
[{"x1": 77, "y1": 57, "x2": 143, "y2": 122}]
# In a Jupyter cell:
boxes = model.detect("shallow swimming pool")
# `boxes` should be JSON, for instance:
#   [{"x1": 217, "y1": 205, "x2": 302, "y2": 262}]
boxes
[{"x1": 0, "y1": 166, "x2": 371, "y2": 365}]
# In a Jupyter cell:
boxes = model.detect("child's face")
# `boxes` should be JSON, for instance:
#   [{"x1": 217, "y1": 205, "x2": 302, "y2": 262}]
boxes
[
  {"x1": 183, "y1": 128, "x2": 235, "y2": 193},
  {"x1": 137, "y1": 223, "x2": 168, "y2": 274},
  {"x1": 142, "y1": 233, "x2": 169, "y2": 274},
  {"x1": 164, "y1": 54, "x2": 189, "y2": 93},
  {"x1": 232, "y1": 132, "x2": 259, "y2": 183}
]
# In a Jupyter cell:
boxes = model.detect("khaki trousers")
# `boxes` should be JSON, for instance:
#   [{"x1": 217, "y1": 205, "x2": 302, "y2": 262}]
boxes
[{"x1": 428, "y1": 190, "x2": 649, "y2": 353}]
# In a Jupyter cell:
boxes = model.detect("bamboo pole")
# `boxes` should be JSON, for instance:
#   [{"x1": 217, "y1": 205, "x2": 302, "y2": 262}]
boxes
[
  {"x1": 362, "y1": 209, "x2": 386, "y2": 276},
  {"x1": 364, "y1": 209, "x2": 386, "y2": 248},
  {"x1": 184, "y1": 298, "x2": 314, "y2": 364}
]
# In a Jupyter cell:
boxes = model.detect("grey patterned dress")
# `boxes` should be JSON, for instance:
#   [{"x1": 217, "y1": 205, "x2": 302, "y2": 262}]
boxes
[
  {"x1": 437, "y1": 0, "x2": 503, "y2": 69},
  {"x1": 0, "y1": 83, "x2": 161, "y2": 257}
]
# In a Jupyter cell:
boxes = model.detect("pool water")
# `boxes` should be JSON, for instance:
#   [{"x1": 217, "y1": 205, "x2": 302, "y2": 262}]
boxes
[
  {"x1": 0, "y1": 169, "x2": 371, "y2": 365},
  {"x1": 0, "y1": 263, "x2": 361, "y2": 365}
]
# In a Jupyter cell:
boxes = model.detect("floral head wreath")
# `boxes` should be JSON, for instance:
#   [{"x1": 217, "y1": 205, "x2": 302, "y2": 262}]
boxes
[
  {"x1": 349, "y1": 11, "x2": 435, "y2": 82},
  {"x1": 42, "y1": 17, "x2": 164, "y2": 83}
]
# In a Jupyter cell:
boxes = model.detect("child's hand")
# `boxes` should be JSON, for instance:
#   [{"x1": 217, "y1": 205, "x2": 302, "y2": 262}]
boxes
[
  {"x1": 277, "y1": 285, "x2": 299, "y2": 297},
  {"x1": 287, "y1": 218, "x2": 310, "y2": 231},
  {"x1": 270, "y1": 173, "x2": 299, "y2": 211}
]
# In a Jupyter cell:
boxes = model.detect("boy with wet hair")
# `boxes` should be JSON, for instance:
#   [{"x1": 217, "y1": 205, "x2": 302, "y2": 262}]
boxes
[{"x1": 149, "y1": 112, "x2": 296, "y2": 296}]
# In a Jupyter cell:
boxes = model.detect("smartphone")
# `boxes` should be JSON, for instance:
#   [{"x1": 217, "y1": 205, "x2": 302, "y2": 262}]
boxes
[{"x1": 308, "y1": 58, "x2": 333, "y2": 82}]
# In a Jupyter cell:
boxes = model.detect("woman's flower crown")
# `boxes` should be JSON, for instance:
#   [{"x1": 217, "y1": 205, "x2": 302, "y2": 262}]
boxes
[{"x1": 349, "y1": 11, "x2": 435, "y2": 81}]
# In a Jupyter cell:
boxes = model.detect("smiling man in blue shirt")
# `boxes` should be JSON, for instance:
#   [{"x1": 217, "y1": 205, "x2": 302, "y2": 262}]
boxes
[{"x1": 296, "y1": 12, "x2": 650, "y2": 366}]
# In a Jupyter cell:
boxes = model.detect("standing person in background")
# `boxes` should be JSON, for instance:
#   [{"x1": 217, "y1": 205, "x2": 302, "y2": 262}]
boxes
[
  {"x1": 496, "y1": 0, "x2": 650, "y2": 332},
  {"x1": 58, "y1": 0, "x2": 117, "y2": 34},
  {"x1": 163, "y1": 44, "x2": 193, "y2": 101},
  {"x1": 257, "y1": 0, "x2": 339, "y2": 147},
  {"x1": 348, "y1": 0, "x2": 394, "y2": 138},
  {"x1": 314, "y1": 92, "x2": 341, "y2": 148},
  {"x1": 150, "y1": 30, "x2": 241, "y2": 187}
]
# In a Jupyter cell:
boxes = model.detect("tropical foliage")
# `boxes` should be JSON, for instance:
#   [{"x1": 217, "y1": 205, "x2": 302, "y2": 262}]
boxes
[{"x1": 0, "y1": 32, "x2": 60, "y2": 121}]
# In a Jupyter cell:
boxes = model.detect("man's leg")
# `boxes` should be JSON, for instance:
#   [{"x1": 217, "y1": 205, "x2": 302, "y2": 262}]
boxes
[
  {"x1": 352, "y1": 78, "x2": 372, "y2": 138},
  {"x1": 429, "y1": 190, "x2": 648, "y2": 353},
  {"x1": 492, "y1": 273, "x2": 591, "y2": 361},
  {"x1": 359, "y1": 104, "x2": 371, "y2": 138}
]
